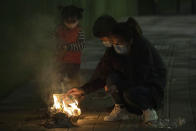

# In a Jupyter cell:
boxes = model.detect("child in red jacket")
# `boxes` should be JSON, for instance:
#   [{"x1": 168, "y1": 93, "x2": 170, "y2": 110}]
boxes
[{"x1": 55, "y1": 5, "x2": 85, "y2": 83}]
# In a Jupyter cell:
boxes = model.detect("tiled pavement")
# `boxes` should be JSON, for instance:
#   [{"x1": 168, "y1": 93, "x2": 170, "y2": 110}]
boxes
[{"x1": 0, "y1": 16, "x2": 196, "y2": 131}]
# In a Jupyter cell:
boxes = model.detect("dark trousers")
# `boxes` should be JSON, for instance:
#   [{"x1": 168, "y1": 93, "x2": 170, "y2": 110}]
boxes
[{"x1": 106, "y1": 73, "x2": 157, "y2": 115}]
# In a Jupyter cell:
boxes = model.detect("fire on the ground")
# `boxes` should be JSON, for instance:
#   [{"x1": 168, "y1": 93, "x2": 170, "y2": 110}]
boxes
[{"x1": 50, "y1": 94, "x2": 81, "y2": 117}]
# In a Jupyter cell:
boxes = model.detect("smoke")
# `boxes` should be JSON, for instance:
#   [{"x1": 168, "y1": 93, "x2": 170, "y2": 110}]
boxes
[
  {"x1": 1, "y1": 7, "x2": 87, "y2": 102},
  {"x1": 19, "y1": 13, "x2": 59, "y2": 105},
  {"x1": 1, "y1": 12, "x2": 66, "y2": 104},
  {"x1": 0, "y1": 11, "x2": 61, "y2": 99},
  {"x1": 24, "y1": 14, "x2": 82, "y2": 105}
]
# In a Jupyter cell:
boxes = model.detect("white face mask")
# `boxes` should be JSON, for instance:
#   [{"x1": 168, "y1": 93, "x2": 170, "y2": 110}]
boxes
[
  {"x1": 113, "y1": 44, "x2": 128, "y2": 54},
  {"x1": 64, "y1": 21, "x2": 79, "y2": 29},
  {"x1": 102, "y1": 41, "x2": 112, "y2": 47}
]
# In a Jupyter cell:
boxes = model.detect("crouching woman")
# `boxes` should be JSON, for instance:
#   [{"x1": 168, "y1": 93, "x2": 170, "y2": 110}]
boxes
[{"x1": 66, "y1": 20, "x2": 167, "y2": 123}]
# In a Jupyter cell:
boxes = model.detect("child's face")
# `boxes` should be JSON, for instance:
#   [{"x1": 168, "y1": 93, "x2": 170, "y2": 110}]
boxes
[{"x1": 64, "y1": 18, "x2": 79, "y2": 29}]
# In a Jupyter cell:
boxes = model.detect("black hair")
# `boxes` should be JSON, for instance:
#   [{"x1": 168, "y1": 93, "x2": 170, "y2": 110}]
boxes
[
  {"x1": 112, "y1": 22, "x2": 134, "y2": 43},
  {"x1": 58, "y1": 5, "x2": 83, "y2": 20},
  {"x1": 126, "y1": 17, "x2": 143, "y2": 36},
  {"x1": 93, "y1": 15, "x2": 117, "y2": 38}
]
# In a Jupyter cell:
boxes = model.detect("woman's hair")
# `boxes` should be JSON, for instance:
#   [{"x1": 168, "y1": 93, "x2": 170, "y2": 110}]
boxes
[
  {"x1": 126, "y1": 17, "x2": 143, "y2": 36},
  {"x1": 58, "y1": 5, "x2": 83, "y2": 20},
  {"x1": 93, "y1": 15, "x2": 117, "y2": 38},
  {"x1": 111, "y1": 17, "x2": 143, "y2": 43},
  {"x1": 112, "y1": 22, "x2": 134, "y2": 43}
]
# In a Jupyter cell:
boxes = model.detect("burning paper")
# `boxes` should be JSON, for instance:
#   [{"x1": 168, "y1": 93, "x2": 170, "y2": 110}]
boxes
[{"x1": 50, "y1": 94, "x2": 81, "y2": 117}]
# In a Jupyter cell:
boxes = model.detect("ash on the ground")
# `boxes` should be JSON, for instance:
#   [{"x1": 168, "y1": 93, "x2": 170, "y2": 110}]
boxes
[
  {"x1": 24, "y1": 108, "x2": 78, "y2": 129},
  {"x1": 43, "y1": 112, "x2": 78, "y2": 128}
]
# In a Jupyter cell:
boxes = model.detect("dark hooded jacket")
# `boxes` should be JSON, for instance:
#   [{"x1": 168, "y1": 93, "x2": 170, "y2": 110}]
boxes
[{"x1": 81, "y1": 36, "x2": 167, "y2": 108}]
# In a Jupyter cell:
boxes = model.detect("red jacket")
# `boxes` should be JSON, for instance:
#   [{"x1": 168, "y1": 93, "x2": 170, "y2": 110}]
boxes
[{"x1": 56, "y1": 25, "x2": 85, "y2": 64}]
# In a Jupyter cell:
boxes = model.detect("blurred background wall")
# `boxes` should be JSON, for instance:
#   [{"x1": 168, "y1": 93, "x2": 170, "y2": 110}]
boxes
[{"x1": 0, "y1": 0, "x2": 195, "y2": 99}]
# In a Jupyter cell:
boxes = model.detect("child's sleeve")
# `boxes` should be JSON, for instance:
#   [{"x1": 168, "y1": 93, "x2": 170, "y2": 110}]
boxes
[{"x1": 66, "y1": 30, "x2": 85, "y2": 51}]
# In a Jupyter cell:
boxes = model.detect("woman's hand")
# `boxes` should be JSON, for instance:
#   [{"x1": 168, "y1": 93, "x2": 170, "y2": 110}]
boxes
[
  {"x1": 104, "y1": 85, "x2": 109, "y2": 92},
  {"x1": 66, "y1": 88, "x2": 85, "y2": 101}
]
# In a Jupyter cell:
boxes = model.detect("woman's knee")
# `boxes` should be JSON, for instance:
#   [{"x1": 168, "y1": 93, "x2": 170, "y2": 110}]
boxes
[
  {"x1": 122, "y1": 87, "x2": 154, "y2": 110},
  {"x1": 106, "y1": 73, "x2": 121, "y2": 86}
]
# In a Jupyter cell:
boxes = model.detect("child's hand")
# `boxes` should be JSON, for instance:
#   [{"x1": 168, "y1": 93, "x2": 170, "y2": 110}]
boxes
[{"x1": 63, "y1": 44, "x2": 68, "y2": 50}]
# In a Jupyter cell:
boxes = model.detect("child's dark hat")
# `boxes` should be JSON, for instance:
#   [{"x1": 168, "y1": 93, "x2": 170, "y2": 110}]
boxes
[{"x1": 59, "y1": 5, "x2": 83, "y2": 20}]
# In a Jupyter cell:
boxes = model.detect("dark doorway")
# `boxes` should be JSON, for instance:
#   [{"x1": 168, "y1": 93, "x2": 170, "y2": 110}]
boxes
[
  {"x1": 138, "y1": 0, "x2": 157, "y2": 15},
  {"x1": 138, "y1": 0, "x2": 195, "y2": 16}
]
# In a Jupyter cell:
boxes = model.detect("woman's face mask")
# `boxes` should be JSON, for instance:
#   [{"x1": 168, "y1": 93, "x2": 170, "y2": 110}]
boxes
[
  {"x1": 64, "y1": 19, "x2": 79, "y2": 29},
  {"x1": 110, "y1": 35, "x2": 133, "y2": 54},
  {"x1": 113, "y1": 44, "x2": 128, "y2": 54}
]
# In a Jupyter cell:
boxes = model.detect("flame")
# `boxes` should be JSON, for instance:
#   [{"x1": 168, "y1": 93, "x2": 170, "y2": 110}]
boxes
[
  {"x1": 51, "y1": 94, "x2": 81, "y2": 117},
  {"x1": 53, "y1": 95, "x2": 61, "y2": 109}
]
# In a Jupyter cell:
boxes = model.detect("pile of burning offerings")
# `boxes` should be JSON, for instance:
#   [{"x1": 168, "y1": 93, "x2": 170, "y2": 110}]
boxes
[
  {"x1": 44, "y1": 94, "x2": 81, "y2": 128},
  {"x1": 50, "y1": 94, "x2": 81, "y2": 117}
]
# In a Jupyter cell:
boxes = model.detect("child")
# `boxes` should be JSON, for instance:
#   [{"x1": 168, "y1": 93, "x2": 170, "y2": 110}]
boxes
[{"x1": 55, "y1": 5, "x2": 85, "y2": 83}]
